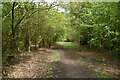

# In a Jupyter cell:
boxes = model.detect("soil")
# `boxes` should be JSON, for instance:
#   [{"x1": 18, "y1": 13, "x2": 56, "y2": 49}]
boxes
[{"x1": 3, "y1": 44, "x2": 119, "y2": 78}]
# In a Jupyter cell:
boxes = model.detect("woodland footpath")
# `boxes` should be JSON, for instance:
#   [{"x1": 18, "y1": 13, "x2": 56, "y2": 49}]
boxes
[{"x1": 2, "y1": 1, "x2": 120, "y2": 79}]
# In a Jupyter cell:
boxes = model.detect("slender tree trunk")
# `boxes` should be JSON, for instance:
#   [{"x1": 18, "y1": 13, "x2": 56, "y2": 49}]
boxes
[
  {"x1": 24, "y1": 22, "x2": 31, "y2": 52},
  {"x1": 8, "y1": 2, "x2": 16, "y2": 61},
  {"x1": 25, "y1": 34, "x2": 30, "y2": 52},
  {"x1": 11, "y1": 2, "x2": 16, "y2": 52},
  {"x1": 35, "y1": 39, "x2": 38, "y2": 50}
]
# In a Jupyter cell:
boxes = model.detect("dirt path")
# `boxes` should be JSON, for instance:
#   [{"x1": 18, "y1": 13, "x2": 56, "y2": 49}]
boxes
[
  {"x1": 3, "y1": 43, "x2": 119, "y2": 78},
  {"x1": 51, "y1": 44, "x2": 119, "y2": 78},
  {"x1": 52, "y1": 49, "x2": 95, "y2": 78}
]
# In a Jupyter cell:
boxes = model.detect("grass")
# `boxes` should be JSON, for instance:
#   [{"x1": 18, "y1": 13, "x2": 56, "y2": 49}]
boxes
[
  {"x1": 56, "y1": 42, "x2": 76, "y2": 49},
  {"x1": 77, "y1": 56, "x2": 86, "y2": 65},
  {"x1": 77, "y1": 56, "x2": 84, "y2": 61},
  {"x1": 52, "y1": 52, "x2": 61, "y2": 62},
  {"x1": 48, "y1": 51, "x2": 61, "y2": 62},
  {"x1": 93, "y1": 69, "x2": 114, "y2": 78},
  {"x1": 95, "y1": 73, "x2": 113, "y2": 78}
]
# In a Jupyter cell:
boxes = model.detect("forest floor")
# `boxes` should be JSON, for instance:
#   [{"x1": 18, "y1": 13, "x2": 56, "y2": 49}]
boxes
[{"x1": 3, "y1": 42, "x2": 119, "y2": 78}]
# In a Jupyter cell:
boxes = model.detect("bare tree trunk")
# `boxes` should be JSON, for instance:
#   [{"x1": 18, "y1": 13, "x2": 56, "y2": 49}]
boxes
[{"x1": 11, "y1": 2, "x2": 16, "y2": 52}]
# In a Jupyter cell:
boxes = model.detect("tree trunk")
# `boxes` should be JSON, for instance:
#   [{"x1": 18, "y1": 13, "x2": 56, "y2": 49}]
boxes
[
  {"x1": 35, "y1": 39, "x2": 38, "y2": 50},
  {"x1": 11, "y1": 2, "x2": 16, "y2": 52},
  {"x1": 25, "y1": 35, "x2": 30, "y2": 52},
  {"x1": 24, "y1": 22, "x2": 30, "y2": 52}
]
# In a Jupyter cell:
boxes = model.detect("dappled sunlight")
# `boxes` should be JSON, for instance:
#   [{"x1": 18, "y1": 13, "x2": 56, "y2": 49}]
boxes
[
  {"x1": 2, "y1": 1, "x2": 119, "y2": 79},
  {"x1": 56, "y1": 42, "x2": 77, "y2": 49}
]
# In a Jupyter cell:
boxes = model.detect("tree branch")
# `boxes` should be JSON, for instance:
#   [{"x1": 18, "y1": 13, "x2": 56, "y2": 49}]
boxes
[{"x1": 3, "y1": 3, "x2": 20, "y2": 21}]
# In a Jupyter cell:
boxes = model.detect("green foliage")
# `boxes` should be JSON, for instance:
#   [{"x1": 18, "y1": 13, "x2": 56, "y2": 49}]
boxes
[
  {"x1": 2, "y1": 2, "x2": 67, "y2": 58},
  {"x1": 3, "y1": 60, "x2": 9, "y2": 66},
  {"x1": 65, "y1": 2, "x2": 120, "y2": 51},
  {"x1": 2, "y1": 2, "x2": 120, "y2": 62},
  {"x1": 2, "y1": 2, "x2": 69, "y2": 67}
]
